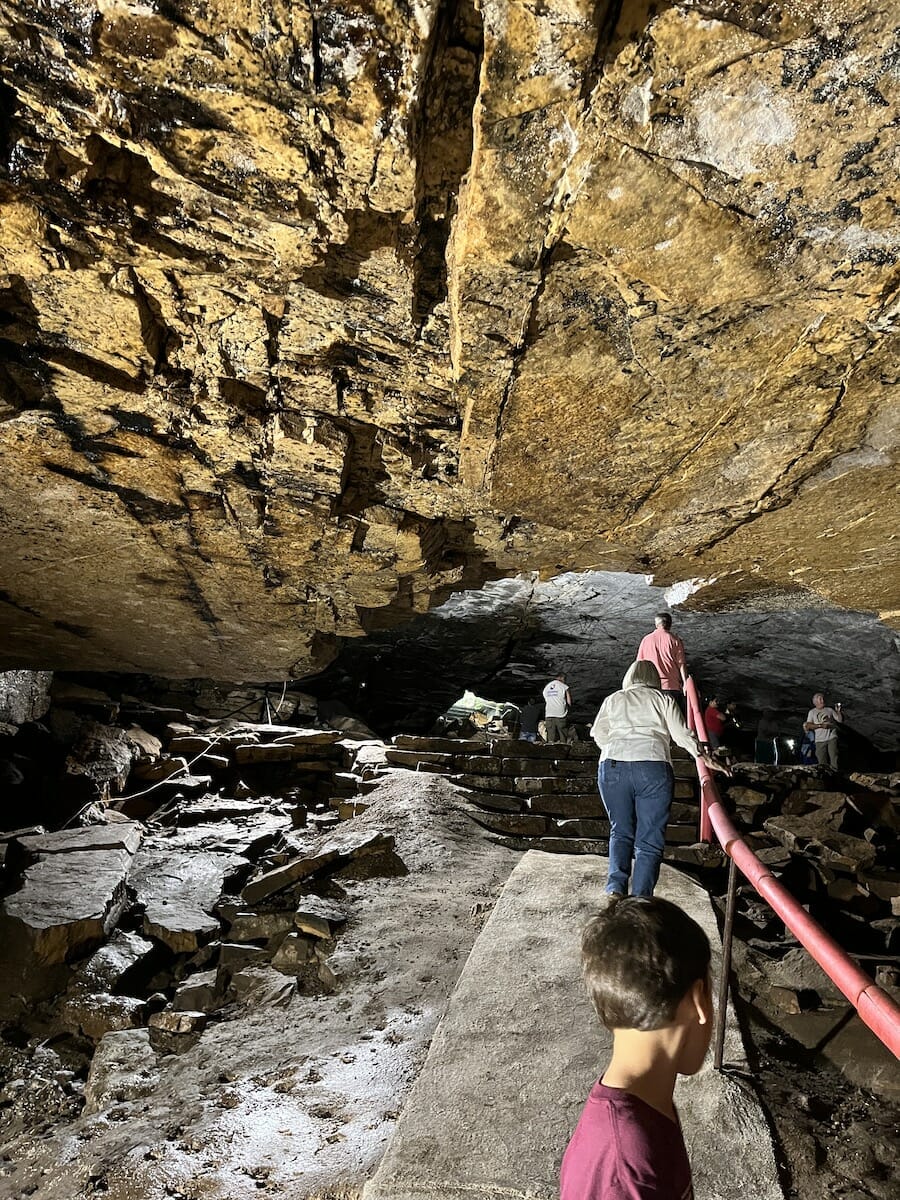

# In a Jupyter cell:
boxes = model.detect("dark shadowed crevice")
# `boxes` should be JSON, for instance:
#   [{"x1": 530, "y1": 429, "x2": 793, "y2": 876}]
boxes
[
  {"x1": 301, "y1": 208, "x2": 402, "y2": 299},
  {"x1": 0, "y1": 79, "x2": 18, "y2": 169},
  {"x1": 44, "y1": 461, "x2": 185, "y2": 524},
  {"x1": 410, "y1": 0, "x2": 484, "y2": 329}
]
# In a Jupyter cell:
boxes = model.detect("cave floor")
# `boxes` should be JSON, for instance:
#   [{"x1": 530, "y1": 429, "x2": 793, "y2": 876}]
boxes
[{"x1": 0, "y1": 764, "x2": 897, "y2": 1199}]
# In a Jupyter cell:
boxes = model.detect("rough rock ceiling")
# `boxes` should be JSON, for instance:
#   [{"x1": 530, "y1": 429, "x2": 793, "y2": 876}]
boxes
[{"x1": 0, "y1": 1, "x2": 897, "y2": 678}]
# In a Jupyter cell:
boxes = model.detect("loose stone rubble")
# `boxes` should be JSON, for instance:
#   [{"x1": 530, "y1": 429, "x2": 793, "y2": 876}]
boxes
[{"x1": 0, "y1": 676, "x2": 898, "y2": 1198}]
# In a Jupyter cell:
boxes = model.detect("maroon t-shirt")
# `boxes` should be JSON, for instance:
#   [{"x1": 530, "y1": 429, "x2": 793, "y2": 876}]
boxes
[{"x1": 560, "y1": 1081, "x2": 693, "y2": 1200}]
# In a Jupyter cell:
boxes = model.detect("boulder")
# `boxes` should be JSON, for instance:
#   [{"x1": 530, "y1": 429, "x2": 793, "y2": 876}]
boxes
[
  {"x1": 524, "y1": 794, "x2": 600, "y2": 819},
  {"x1": 12, "y1": 824, "x2": 143, "y2": 859},
  {"x1": 242, "y1": 831, "x2": 393, "y2": 904},
  {"x1": 486, "y1": 740, "x2": 560, "y2": 759},
  {"x1": 194, "y1": 753, "x2": 231, "y2": 771},
  {"x1": 59, "y1": 992, "x2": 146, "y2": 1041},
  {"x1": 392, "y1": 735, "x2": 481, "y2": 754},
  {"x1": 453, "y1": 774, "x2": 519, "y2": 794},
  {"x1": 218, "y1": 943, "x2": 268, "y2": 971},
  {"x1": 148, "y1": 1009, "x2": 207, "y2": 1034},
  {"x1": 294, "y1": 898, "x2": 347, "y2": 939},
  {"x1": 465, "y1": 792, "x2": 522, "y2": 814},
  {"x1": 871, "y1": 918, "x2": 899, "y2": 952},
  {"x1": 234, "y1": 743, "x2": 301, "y2": 764},
  {"x1": 667, "y1": 843, "x2": 726, "y2": 868},
  {"x1": 806, "y1": 833, "x2": 877, "y2": 872},
  {"x1": 130, "y1": 756, "x2": 191, "y2": 783},
  {"x1": 757, "y1": 947, "x2": 845, "y2": 1008},
  {"x1": 65, "y1": 721, "x2": 135, "y2": 792},
  {"x1": 124, "y1": 725, "x2": 162, "y2": 761},
  {"x1": 227, "y1": 911, "x2": 297, "y2": 943},
  {"x1": 385, "y1": 748, "x2": 456, "y2": 768},
  {"x1": 0, "y1": 669, "x2": 52, "y2": 726},
  {"x1": 69, "y1": 929, "x2": 155, "y2": 994},
  {"x1": 130, "y1": 838, "x2": 248, "y2": 953},
  {"x1": 728, "y1": 786, "x2": 770, "y2": 808},
  {"x1": 754, "y1": 845, "x2": 793, "y2": 869},
  {"x1": 0, "y1": 827, "x2": 142, "y2": 1014},
  {"x1": 465, "y1": 809, "x2": 548, "y2": 837},
  {"x1": 764, "y1": 812, "x2": 842, "y2": 852},
  {"x1": 552, "y1": 819, "x2": 610, "y2": 839},
  {"x1": 271, "y1": 932, "x2": 316, "y2": 975},
  {"x1": 326, "y1": 715, "x2": 378, "y2": 741},
  {"x1": 456, "y1": 755, "x2": 504, "y2": 775},
  {"x1": 336, "y1": 799, "x2": 370, "y2": 820},
  {"x1": 177, "y1": 798, "x2": 272, "y2": 825},
  {"x1": 253, "y1": 727, "x2": 342, "y2": 746},
  {"x1": 230, "y1": 965, "x2": 296, "y2": 1006},
  {"x1": 84, "y1": 1029, "x2": 159, "y2": 1114},
  {"x1": 167, "y1": 734, "x2": 225, "y2": 756},
  {"x1": 173, "y1": 969, "x2": 220, "y2": 1013},
  {"x1": 859, "y1": 868, "x2": 900, "y2": 902}
]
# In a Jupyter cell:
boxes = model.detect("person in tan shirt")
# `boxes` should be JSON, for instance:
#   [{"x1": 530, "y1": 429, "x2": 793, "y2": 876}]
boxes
[{"x1": 803, "y1": 692, "x2": 843, "y2": 769}]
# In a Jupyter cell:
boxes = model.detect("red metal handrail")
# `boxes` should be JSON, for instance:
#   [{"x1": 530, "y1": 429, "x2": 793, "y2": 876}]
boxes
[{"x1": 684, "y1": 675, "x2": 900, "y2": 1060}]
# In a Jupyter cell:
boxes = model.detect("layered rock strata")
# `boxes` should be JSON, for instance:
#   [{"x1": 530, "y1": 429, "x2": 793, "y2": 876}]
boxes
[{"x1": 0, "y1": 1, "x2": 898, "y2": 678}]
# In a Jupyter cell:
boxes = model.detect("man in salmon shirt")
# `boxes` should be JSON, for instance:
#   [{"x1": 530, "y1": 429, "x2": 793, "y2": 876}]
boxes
[{"x1": 637, "y1": 613, "x2": 688, "y2": 714}]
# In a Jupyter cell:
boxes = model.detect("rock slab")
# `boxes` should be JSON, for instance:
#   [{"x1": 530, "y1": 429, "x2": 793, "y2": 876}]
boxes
[{"x1": 363, "y1": 853, "x2": 783, "y2": 1200}]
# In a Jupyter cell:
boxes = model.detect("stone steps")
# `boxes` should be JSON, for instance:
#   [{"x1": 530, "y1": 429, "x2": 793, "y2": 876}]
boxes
[{"x1": 365, "y1": 735, "x2": 701, "y2": 851}]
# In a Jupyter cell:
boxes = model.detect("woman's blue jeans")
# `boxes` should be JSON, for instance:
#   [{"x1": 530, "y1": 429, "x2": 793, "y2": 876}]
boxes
[{"x1": 598, "y1": 759, "x2": 674, "y2": 897}]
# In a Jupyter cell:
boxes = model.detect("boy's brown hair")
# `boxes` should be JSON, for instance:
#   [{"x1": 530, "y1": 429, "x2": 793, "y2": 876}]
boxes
[{"x1": 582, "y1": 897, "x2": 711, "y2": 1031}]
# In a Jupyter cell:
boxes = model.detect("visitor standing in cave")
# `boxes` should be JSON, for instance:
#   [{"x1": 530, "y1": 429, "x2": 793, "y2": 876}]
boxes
[
  {"x1": 519, "y1": 696, "x2": 544, "y2": 743},
  {"x1": 636, "y1": 612, "x2": 688, "y2": 712},
  {"x1": 560, "y1": 897, "x2": 713, "y2": 1200},
  {"x1": 804, "y1": 692, "x2": 843, "y2": 770},
  {"x1": 702, "y1": 695, "x2": 728, "y2": 749},
  {"x1": 542, "y1": 672, "x2": 571, "y2": 743},
  {"x1": 590, "y1": 660, "x2": 729, "y2": 897},
  {"x1": 755, "y1": 707, "x2": 781, "y2": 763}
]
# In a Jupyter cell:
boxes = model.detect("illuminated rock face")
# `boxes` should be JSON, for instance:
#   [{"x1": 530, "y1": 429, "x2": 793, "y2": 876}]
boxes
[{"x1": 0, "y1": 2, "x2": 897, "y2": 678}]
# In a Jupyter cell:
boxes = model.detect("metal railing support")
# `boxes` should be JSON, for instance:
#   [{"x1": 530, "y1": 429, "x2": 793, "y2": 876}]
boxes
[
  {"x1": 684, "y1": 677, "x2": 713, "y2": 842},
  {"x1": 713, "y1": 855, "x2": 738, "y2": 1070}
]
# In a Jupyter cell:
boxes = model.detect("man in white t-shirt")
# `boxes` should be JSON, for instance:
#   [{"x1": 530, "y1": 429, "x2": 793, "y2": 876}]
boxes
[
  {"x1": 543, "y1": 673, "x2": 571, "y2": 744},
  {"x1": 804, "y1": 692, "x2": 843, "y2": 769}
]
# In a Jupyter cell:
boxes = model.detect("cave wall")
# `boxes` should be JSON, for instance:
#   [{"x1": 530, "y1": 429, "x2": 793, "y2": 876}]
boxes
[
  {"x1": 0, "y1": 1, "x2": 897, "y2": 679},
  {"x1": 306, "y1": 570, "x2": 900, "y2": 750}
]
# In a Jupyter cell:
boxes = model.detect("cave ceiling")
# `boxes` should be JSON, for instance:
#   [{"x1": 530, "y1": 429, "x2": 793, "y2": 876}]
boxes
[{"x1": 0, "y1": 0, "x2": 898, "y2": 679}]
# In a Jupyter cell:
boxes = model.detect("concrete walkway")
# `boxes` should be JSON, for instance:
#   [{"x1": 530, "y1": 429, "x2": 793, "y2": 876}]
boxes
[{"x1": 363, "y1": 852, "x2": 783, "y2": 1200}]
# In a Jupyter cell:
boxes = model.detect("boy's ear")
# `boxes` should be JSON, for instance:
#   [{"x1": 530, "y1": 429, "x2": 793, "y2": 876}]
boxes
[{"x1": 690, "y1": 974, "x2": 712, "y2": 1026}]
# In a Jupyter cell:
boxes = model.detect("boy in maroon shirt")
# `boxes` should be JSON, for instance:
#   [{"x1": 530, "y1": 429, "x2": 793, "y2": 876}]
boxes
[{"x1": 560, "y1": 897, "x2": 713, "y2": 1200}]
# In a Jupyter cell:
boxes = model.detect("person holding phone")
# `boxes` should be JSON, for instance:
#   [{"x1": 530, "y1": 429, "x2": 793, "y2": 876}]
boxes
[{"x1": 803, "y1": 692, "x2": 843, "y2": 770}]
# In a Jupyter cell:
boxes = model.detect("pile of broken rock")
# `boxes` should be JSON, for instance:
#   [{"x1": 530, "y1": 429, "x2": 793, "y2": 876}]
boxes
[
  {"x1": 0, "y1": 688, "x2": 401, "y2": 1145},
  {"x1": 715, "y1": 765, "x2": 900, "y2": 1020}
]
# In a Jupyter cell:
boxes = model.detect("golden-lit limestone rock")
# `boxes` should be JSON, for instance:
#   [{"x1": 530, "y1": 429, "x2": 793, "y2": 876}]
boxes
[
  {"x1": 453, "y1": 1, "x2": 899, "y2": 622},
  {"x1": 0, "y1": 1, "x2": 898, "y2": 680}
]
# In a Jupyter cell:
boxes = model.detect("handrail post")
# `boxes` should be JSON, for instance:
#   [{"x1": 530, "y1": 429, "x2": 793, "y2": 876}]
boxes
[
  {"x1": 714, "y1": 856, "x2": 738, "y2": 1071},
  {"x1": 684, "y1": 676, "x2": 713, "y2": 843}
]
